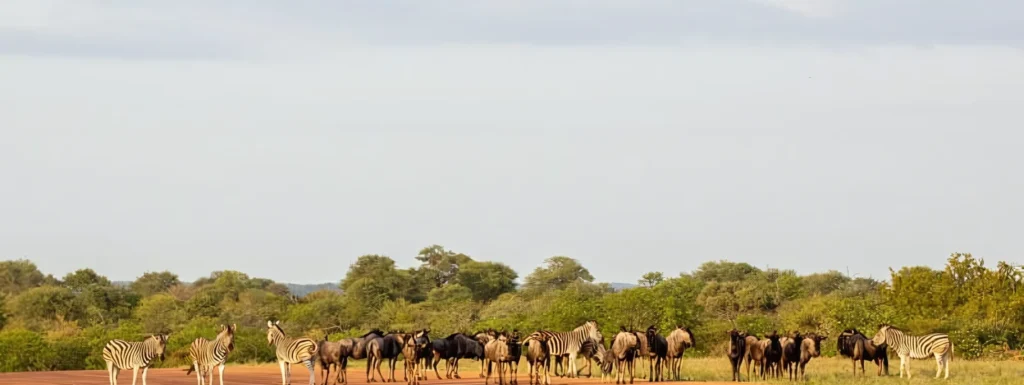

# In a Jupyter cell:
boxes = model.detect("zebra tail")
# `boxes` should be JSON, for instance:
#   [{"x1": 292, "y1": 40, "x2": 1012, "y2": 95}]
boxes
[
  {"x1": 184, "y1": 366, "x2": 195, "y2": 375},
  {"x1": 950, "y1": 343, "x2": 954, "y2": 362}
]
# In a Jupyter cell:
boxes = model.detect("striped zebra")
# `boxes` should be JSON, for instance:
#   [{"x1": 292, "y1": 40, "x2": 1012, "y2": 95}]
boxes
[
  {"x1": 267, "y1": 320, "x2": 320, "y2": 385},
  {"x1": 102, "y1": 334, "x2": 170, "y2": 385},
  {"x1": 185, "y1": 324, "x2": 236, "y2": 385},
  {"x1": 872, "y1": 324, "x2": 953, "y2": 379},
  {"x1": 537, "y1": 320, "x2": 603, "y2": 378}
]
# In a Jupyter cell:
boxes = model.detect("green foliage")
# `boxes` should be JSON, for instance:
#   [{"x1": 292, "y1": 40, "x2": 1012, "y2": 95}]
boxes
[
  {"x1": 0, "y1": 259, "x2": 46, "y2": 296},
  {"x1": 454, "y1": 261, "x2": 517, "y2": 302},
  {"x1": 129, "y1": 271, "x2": 180, "y2": 297},
  {"x1": 521, "y1": 256, "x2": 594, "y2": 294},
  {"x1": 2, "y1": 248, "x2": 1024, "y2": 373}
]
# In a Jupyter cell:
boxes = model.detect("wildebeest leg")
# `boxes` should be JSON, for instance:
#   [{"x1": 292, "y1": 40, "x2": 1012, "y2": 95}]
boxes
[{"x1": 376, "y1": 356, "x2": 387, "y2": 383}]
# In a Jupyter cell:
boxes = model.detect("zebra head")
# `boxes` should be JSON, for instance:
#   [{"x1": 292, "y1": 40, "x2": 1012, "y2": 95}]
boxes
[
  {"x1": 585, "y1": 320, "x2": 603, "y2": 344},
  {"x1": 873, "y1": 324, "x2": 893, "y2": 346},
  {"x1": 147, "y1": 334, "x2": 170, "y2": 361},
  {"x1": 218, "y1": 324, "x2": 236, "y2": 351},
  {"x1": 267, "y1": 320, "x2": 285, "y2": 345}
]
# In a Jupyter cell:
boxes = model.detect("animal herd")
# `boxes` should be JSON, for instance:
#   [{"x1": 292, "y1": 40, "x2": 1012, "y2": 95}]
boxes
[{"x1": 97, "y1": 320, "x2": 955, "y2": 385}]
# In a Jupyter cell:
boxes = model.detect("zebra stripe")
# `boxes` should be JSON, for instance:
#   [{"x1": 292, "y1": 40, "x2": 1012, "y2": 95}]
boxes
[
  {"x1": 102, "y1": 334, "x2": 169, "y2": 385},
  {"x1": 267, "y1": 320, "x2": 319, "y2": 385},
  {"x1": 187, "y1": 324, "x2": 235, "y2": 384},
  {"x1": 103, "y1": 334, "x2": 169, "y2": 370},
  {"x1": 537, "y1": 320, "x2": 603, "y2": 378},
  {"x1": 873, "y1": 324, "x2": 953, "y2": 379}
]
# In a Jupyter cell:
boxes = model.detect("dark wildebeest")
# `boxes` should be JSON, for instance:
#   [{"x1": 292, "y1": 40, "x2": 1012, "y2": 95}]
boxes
[
  {"x1": 484, "y1": 331, "x2": 512, "y2": 385},
  {"x1": 665, "y1": 326, "x2": 694, "y2": 381},
  {"x1": 360, "y1": 330, "x2": 386, "y2": 383},
  {"x1": 446, "y1": 333, "x2": 485, "y2": 379},
  {"x1": 781, "y1": 332, "x2": 803, "y2": 381},
  {"x1": 795, "y1": 333, "x2": 827, "y2": 381},
  {"x1": 838, "y1": 329, "x2": 889, "y2": 377},
  {"x1": 319, "y1": 334, "x2": 358, "y2": 385},
  {"x1": 524, "y1": 331, "x2": 551, "y2": 385},
  {"x1": 645, "y1": 326, "x2": 668, "y2": 382},
  {"x1": 761, "y1": 331, "x2": 783, "y2": 379},
  {"x1": 567, "y1": 338, "x2": 603, "y2": 378},
  {"x1": 744, "y1": 334, "x2": 765, "y2": 380},
  {"x1": 726, "y1": 329, "x2": 746, "y2": 382},
  {"x1": 600, "y1": 345, "x2": 616, "y2": 383},
  {"x1": 367, "y1": 331, "x2": 407, "y2": 382},
  {"x1": 611, "y1": 327, "x2": 639, "y2": 384},
  {"x1": 504, "y1": 330, "x2": 522, "y2": 385},
  {"x1": 631, "y1": 331, "x2": 650, "y2": 380}
]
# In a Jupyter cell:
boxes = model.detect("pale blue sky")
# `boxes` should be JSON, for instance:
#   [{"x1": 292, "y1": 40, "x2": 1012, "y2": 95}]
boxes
[{"x1": 2, "y1": 1, "x2": 1022, "y2": 284}]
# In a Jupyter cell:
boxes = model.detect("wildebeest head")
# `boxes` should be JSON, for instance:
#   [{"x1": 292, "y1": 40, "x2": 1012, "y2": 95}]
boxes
[
  {"x1": 805, "y1": 333, "x2": 827, "y2": 357},
  {"x1": 727, "y1": 329, "x2": 746, "y2": 356}
]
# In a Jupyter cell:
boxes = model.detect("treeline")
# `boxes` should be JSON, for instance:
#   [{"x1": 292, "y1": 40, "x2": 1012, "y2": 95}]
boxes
[{"x1": 0, "y1": 247, "x2": 1021, "y2": 372}]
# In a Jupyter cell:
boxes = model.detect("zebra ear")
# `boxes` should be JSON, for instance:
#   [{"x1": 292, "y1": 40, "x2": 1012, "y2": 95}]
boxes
[
  {"x1": 275, "y1": 320, "x2": 281, "y2": 325},
  {"x1": 232, "y1": 323, "x2": 237, "y2": 331},
  {"x1": 267, "y1": 320, "x2": 274, "y2": 327}
]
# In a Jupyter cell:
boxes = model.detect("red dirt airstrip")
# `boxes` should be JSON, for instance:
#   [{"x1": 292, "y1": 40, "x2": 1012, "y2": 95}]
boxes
[{"x1": 0, "y1": 366, "x2": 745, "y2": 385}]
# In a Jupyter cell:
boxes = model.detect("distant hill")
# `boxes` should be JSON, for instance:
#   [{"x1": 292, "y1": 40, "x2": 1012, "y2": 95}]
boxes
[
  {"x1": 284, "y1": 283, "x2": 341, "y2": 297},
  {"x1": 608, "y1": 282, "x2": 638, "y2": 291}
]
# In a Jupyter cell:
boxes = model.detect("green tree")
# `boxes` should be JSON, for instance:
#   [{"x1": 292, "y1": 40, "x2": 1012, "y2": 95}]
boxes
[
  {"x1": 693, "y1": 260, "x2": 761, "y2": 282},
  {"x1": 0, "y1": 259, "x2": 45, "y2": 296},
  {"x1": 454, "y1": 261, "x2": 517, "y2": 302},
  {"x1": 639, "y1": 272, "x2": 664, "y2": 288},
  {"x1": 133, "y1": 293, "x2": 185, "y2": 333},
  {"x1": 415, "y1": 245, "x2": 473, "y2": 288},
  {"x1": 129, "y1": 271, "x2": 180, "y2": 297},
  {"x1": 8, "y1": 286, "x2": 81, "y2": 329},
  {"x1": 522, "y1": 256, "x2": 594, "y2": 294},
  {"x1": 61, "y1": 269, "x2": 111, "y2": 293},
  {"x1": 801, "y1": 270, "x2": 849, "y2": 296}
]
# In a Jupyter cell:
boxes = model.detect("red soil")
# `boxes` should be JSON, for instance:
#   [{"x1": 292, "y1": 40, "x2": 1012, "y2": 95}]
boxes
[{"x1": 0, "y1": 366, "x2": 743, "y2": 385}]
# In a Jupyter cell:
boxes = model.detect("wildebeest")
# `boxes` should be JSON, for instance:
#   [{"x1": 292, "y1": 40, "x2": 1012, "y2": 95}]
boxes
[
  {"x1": 645, "y1": 326, "x2": 668, "y2": 382},
  {"x1": 611, "y1": 327, "x2": 639, "y2": 384},
  {"x1": 726, "y1": 329, "x2": 746, "y2": 382},
  {"x1": 838, "y1": 329, "x2": 889, "y2": 376},
  {"x1": 569, "y1": 338, "x2": 603, "y2": 378},
  {"x1": 524, "y1": 331, "x2": 551, "y2": 385},
  {"x1": 505, "y1": 330, "x2": 522, "y2": 385},
  {"x1": 743, "y1": 334, "x2": 764, "y2": 380},
  {"x1": 359, "y1": 330, "x2": 386, "y2": 383},
  {"x1": 367, "y1": 331, "x2": 407, "y2": 382},
  {"x1": 600, "y1": 345, "x2": 616, "y2": 383},
  {"x1": 433, "y1": 333, "x2": 484, "y2": 379},
  {"x1": 484, "y1": 331, "x2": 512, "y2": 385},
  {"x1": 319, "y1": 334, "x2": 357, "y2": 385},
  {"x1": 761, "y1": 331, "x2": 783, "y2": 379},
  {"x1": 665, "y1": 326, "x2": 694, "y2": 381},
  {"x1": 476, "y1": 330, "x2": 498, "y2": 379},
  {"x1": 781, "y1": 332, "x2": 803, "y2": 381},
  {"x1": 413, "y1": 330, "x2": 431, "y2": 381},
  {"x1": 402, "y1": 331, "x2": 426, "y2": 385},
  {"x1": 795, "y1": 333, "x2": 827, "y2": 381}
]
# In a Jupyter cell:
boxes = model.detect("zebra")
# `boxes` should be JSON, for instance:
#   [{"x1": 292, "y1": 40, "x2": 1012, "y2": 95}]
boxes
[
  {"x1": 102, "y1": 334, "x2": 170, "y2": 385},
  {"x1": 872, "y1": 324, "x2": 953, "y2": 379},
  {"x1": 185, "y1": 324, "x2": 236, "y2": 385},
  {"x1": 537, "y1": 320, "x2": 603, "y2": 378},
  {"x1": 267, "y1": 320, "x2": 320, "y2": 385}
]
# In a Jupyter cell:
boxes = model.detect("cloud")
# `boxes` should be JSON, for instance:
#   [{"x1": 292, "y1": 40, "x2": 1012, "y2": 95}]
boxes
[{"x1": 1, "y1": 0, "x2": 1023, "y2": 60}]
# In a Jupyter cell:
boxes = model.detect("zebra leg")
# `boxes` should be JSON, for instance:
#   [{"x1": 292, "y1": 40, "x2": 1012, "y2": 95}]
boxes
[
  {"x1": 219, "y1": 364, "x2": 225, "y2": 385},
  {"x1": 306, "y1": 360, "x2": 316, "y2": 385},
  {"x1": 208, "y1": 365, "x2": 214, "y2": 385},
  {"x1": 934, "y1": 353, "x2": 942, "y2": 379},
  {"x1": 131, "y1": 367, "x2": 139, "y2": 385},
  {"x1": 280, "y1": 361, "x2": 288, "y2": 385},
  {"x1": 142, "y1": 366, "x2": 150, "y2": 385}
]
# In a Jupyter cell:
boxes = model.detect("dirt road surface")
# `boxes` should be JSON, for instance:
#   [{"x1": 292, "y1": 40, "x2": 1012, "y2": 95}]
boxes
[{"x1": 0, "y1": 366, "x2": 744, "y2": 385}]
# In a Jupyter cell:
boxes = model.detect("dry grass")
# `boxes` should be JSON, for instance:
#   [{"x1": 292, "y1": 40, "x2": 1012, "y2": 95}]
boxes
[{"x1": 226, "y1": 356, "x2": 1024, "y2": 384}]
